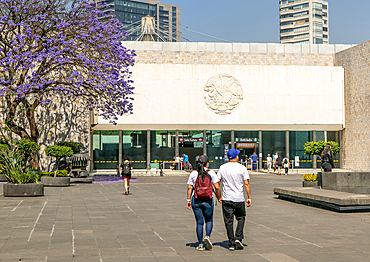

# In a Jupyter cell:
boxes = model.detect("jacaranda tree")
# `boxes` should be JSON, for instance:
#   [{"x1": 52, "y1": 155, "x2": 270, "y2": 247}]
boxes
[{"x1": 0, "y1": 0, "x2": 135, "y2": 146}]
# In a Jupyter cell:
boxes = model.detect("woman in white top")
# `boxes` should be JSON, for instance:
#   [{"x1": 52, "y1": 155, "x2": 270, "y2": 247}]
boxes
[
  {"x1": 186, "y1": 155, "x2": 221, "y2": 251},
  {"x1": 266, "y1": 154, "x2": 272, "y2": 173}
]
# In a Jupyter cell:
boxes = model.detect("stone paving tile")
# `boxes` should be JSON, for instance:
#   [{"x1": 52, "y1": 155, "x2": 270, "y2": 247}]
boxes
[{"x1": 1, "y1": 174, "x2": 370, "y2": 261}]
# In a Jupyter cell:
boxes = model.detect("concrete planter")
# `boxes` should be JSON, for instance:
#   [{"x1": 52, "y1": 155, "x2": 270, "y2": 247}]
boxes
[
  {"x1": 302, "y1": 181, "x2": 319, "y2": 187},
  {"x1": 41, "y1": 177, "x2": 70, "y2": 187},
  {"x1": 3, "y1": 183, "x2": 44, "y2": 197},
  {"x1": 0, "y1": 174, "x2": 7, "y2": 182}
]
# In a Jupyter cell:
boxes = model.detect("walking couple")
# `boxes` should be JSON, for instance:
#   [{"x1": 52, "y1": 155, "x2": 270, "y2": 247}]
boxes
[{"x1": 186, "y1": 148, "x2": 252, "y2": 251}]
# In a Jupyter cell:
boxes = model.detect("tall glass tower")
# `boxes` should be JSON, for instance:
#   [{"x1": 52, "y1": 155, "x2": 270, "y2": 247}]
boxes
[
  {"x1": 279, "y1": 0, "x2": 328, "y2": 44},
  {"x1": 99, "y1": 0, "x2": 181, "y2": 42}
]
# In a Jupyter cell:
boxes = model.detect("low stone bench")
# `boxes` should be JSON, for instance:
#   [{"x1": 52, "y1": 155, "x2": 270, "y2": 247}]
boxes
[{"x1": 274, "y1": 187, "x2": 370, "y2": 212}]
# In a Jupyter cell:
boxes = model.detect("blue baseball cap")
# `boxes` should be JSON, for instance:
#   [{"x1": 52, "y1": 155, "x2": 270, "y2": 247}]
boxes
[{"x1": 227, "y1": 148, "x2": 240, "y2": 160}]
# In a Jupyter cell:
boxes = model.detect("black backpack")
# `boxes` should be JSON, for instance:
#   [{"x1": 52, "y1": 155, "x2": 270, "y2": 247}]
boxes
[
  {"x1": 284, "y1": 158, "x2": 288, "y2": 164},
  {"x1": 122, "y1": 162, "x2": 130, "y2": 175}
]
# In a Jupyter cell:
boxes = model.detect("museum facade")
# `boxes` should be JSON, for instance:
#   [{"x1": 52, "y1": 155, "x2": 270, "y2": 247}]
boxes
[{"x1": 90, "y1": 41, "x2": 359, "y2": 170}]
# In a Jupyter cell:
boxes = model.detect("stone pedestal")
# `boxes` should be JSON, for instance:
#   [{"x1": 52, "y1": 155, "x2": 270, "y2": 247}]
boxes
[{"x1": 318, "y1": 172, "x2": 370, "y2": 194}]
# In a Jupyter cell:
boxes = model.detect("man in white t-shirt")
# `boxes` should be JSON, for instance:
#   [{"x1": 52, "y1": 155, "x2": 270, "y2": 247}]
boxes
[{"x1": 217, "y1": 148, "x2": 251, "y2": 251}]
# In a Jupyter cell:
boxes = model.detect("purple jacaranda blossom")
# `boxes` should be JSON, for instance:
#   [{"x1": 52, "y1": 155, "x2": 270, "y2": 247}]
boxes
[{"x1": 0, "y1": 0, "x2": 135, "y2": 143}]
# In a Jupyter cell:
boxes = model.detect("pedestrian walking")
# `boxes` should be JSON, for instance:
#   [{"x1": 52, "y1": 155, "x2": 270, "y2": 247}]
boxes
[
  {"x1": 266, "y1": 154, "x2": 272, "y2": 173},
  {"x1": 276, "y1": 154, "x2": 283, "y2": 175},
  {"x1": 184, "y1": 153, "x2": 189, "y2": 170},
  {"x1": 175, "y1": 155, "x2": 181, "y2": 170},
  {"x1": 187, "y1": 155, "x2": 221, "y2": 251},
  {"x1": 120, "y1": 155, "x2": 133, "y2": 195},
  {"x1": 283, "y1": 155, "x2": 289, "y2": 175},
  {"x1": 273, "y1": 152, "x2": 278, "y2": 172},
  {"x1": 321, "y1": 143, "x2": 334, "y2": 172},
  {"x1": 216, "y1": 148, "x2": 252, "y2": 251},
  {"x1": 251, "y1": 151, "x2": 258, "y2": 171}
]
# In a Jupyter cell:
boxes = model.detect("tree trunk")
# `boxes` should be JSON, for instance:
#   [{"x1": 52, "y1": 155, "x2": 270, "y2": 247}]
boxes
[{"x1": 4, "y1": 96, "x2": 41, "y2": 171}]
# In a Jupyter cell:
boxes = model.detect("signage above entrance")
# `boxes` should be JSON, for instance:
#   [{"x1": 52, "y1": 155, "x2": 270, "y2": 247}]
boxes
[
  {"x1": 236, "y1": 143, "x2": 256, "y2": 148},
  {"x1": 179, "y1": 137, "x2": 203, "y2": 142},
  {"x1": 235, "y1": 138, "x2": 258, "y2": 142}
]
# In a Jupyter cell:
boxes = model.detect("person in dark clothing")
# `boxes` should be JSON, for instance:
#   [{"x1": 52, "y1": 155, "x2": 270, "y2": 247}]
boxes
[
  {"x1": 120, "y1": 155, "x2": 133, "y2": 195},
  {"x1": 276, "y1": 154, "x2": 283, "y2": 175},
  {"x1": 251, "y1": 152, "x2": 258, "y2": 171},
  {"x1": 321, "y1": 144, "x2": 334, "y2": 172}
]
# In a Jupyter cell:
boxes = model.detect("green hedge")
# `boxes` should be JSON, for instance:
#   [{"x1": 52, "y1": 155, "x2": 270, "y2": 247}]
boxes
[{"x1": 39, "y1": 170, "x2": 69, "y2": 177}]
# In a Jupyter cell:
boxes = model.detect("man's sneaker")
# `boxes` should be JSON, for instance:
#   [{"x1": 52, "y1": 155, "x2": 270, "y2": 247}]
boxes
[
  {"x1": 229, "y1": 246, "x2": 235, "y2": 251},
  {"x1": 235, "y1": 240, "x2": 244, "y2": 250},
  {"x1": 203, "y1": 236, "x2": 213, "y2": 250},
  {"x1": 196, "y1": 245, "x2": 205, "y2": 251}
]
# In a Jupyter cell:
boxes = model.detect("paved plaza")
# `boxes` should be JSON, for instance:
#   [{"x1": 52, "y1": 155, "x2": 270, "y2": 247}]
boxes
[{"x1": 1, "y1": 173, "x2": 370, "y2": 262}]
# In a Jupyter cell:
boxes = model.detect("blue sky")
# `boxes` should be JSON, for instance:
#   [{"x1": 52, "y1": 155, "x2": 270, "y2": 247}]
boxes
[{"x1": 159, "y1": 0, "x2": 369, "y2": 44}]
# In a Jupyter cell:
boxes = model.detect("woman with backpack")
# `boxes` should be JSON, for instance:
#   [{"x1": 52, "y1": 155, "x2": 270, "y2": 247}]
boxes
[
  {"x1": 283, "y1": 155, "x2": 289, "y2": 175},
  {"x1": 276, "y1": 154, "x2": 283, "y2": 175},
  {"x1": 120, "y1": 155, "x2": 133, "y2": 195},
  {"x1": 186, "y1": 155, "x2": 221, "y2": 251}
]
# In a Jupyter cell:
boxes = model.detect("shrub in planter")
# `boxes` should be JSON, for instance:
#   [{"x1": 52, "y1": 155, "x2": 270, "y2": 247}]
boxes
[
  {"x1": 303, "y1": 174, "x2": 318, "y2": 182},
  {"x1": 304, "y1": 141, "x2": 340, "y2": 168},
  {"x1": 0, "y1": 146, "x2": 39, "y2": 184},
  {"x1": 302, "y1": 174, "x2": 318, "y2": 187},
  {"x1": 45, "y1": 146, "x2": 73, "y2": 177},
  {"x1": 40, "y1": 170, "x2": 69, "y2": 177}
]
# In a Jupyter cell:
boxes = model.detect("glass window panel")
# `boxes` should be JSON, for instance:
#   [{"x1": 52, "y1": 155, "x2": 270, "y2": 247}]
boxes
[
  {"x1": 93, "y1": 131, "x2": 119, "y2": 170},
  {"x1": 289, "y1": 131, "x2": 312, "y2": 168},
  {"x1": 207, "y1": 131, "x2": 231, "y2": 169}
]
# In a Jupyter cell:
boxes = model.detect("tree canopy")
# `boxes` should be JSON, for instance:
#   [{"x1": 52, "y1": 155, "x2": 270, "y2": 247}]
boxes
[{"x1": 0, "y1": 0, "x2": 136, "y2": 143}]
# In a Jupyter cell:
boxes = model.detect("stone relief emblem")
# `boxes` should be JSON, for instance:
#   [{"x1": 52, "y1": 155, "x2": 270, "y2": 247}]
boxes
[{"x1": 204, "y1": 74, "x2": 243, "y2": 115}]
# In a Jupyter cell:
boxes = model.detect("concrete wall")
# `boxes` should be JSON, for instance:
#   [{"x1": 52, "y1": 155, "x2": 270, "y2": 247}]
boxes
[
  {"x1": 97, "y1": 63, "x2": 344, "y2": 131},
  {"x1": 334, "y1": 41, "x2": 370, "y2": 171},
  {"x1": 97, "y1": 42, "x2": 346, "y2": 131}
]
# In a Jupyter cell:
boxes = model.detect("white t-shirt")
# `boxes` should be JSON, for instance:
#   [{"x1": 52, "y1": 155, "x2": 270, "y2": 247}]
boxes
[
  {"x1": 267, "y1": 156, "x2": 272, "y2": 164},
  {"x1": 187, "y1": 168, "x2": 219, "y2": 187},
  {"x1": 217, "y1": 162, "x2": 250, "y2": 202},
  {"x1": 273, "y1": 154, "x2": 278, "y2": 161}
]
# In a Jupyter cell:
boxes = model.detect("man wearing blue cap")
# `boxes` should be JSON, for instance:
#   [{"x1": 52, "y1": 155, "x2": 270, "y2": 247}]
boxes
[{"x1": 216, "y1": 148, "x2": 252, "y2": 251}]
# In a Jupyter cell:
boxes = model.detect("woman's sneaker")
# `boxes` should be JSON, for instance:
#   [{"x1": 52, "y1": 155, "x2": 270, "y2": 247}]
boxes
[
  {"x1": 229, "y1": 246, "x2": 235, "y2": 251},
  {"x1": 196, "y1": 245, "x2": 205, "y2": 251},
  {"x1": 203, "y1": 236, "x2": 213, "y2": 250},
  {"x1": 235, "y1": 240, "x2": 244, "y2": 249}
]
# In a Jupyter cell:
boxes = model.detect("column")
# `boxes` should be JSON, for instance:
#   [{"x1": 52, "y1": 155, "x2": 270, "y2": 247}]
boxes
[
  {"x1": 313, "y1": 130, "x2": 317, "y2": 169},
  {"x1": 203, "y1": 130, "x2": 207, "y2": 155},
  {"x1": 231, "y1": 130, "x2": 235, "y2": 149},
  {"x1": 119, "y1": 130, "x2": 123, "y2": 169},
  {"x1": 89, "y1": 129, "x2": 94, "y2": 172},
  {"x1": 285, "y1": 130, "x2": 289, "y2": 159},
  {"x1": 147, "y1": 130, "x2": 150, "y2": 170},
  {"x1": 259, "y1": 130, "x2": 262, "y2": 170},
  {"x1": 175, "y1": 130, "x2": 179, "y2": 157}
]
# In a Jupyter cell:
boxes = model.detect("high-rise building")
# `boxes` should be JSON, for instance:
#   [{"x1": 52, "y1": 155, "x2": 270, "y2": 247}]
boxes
[
  {"x1": 99, "y1": 0, "x2": 181, "y2": 42},
  {"x1": 279, "y1": 0, "x2": 328, "y2": 44}
]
